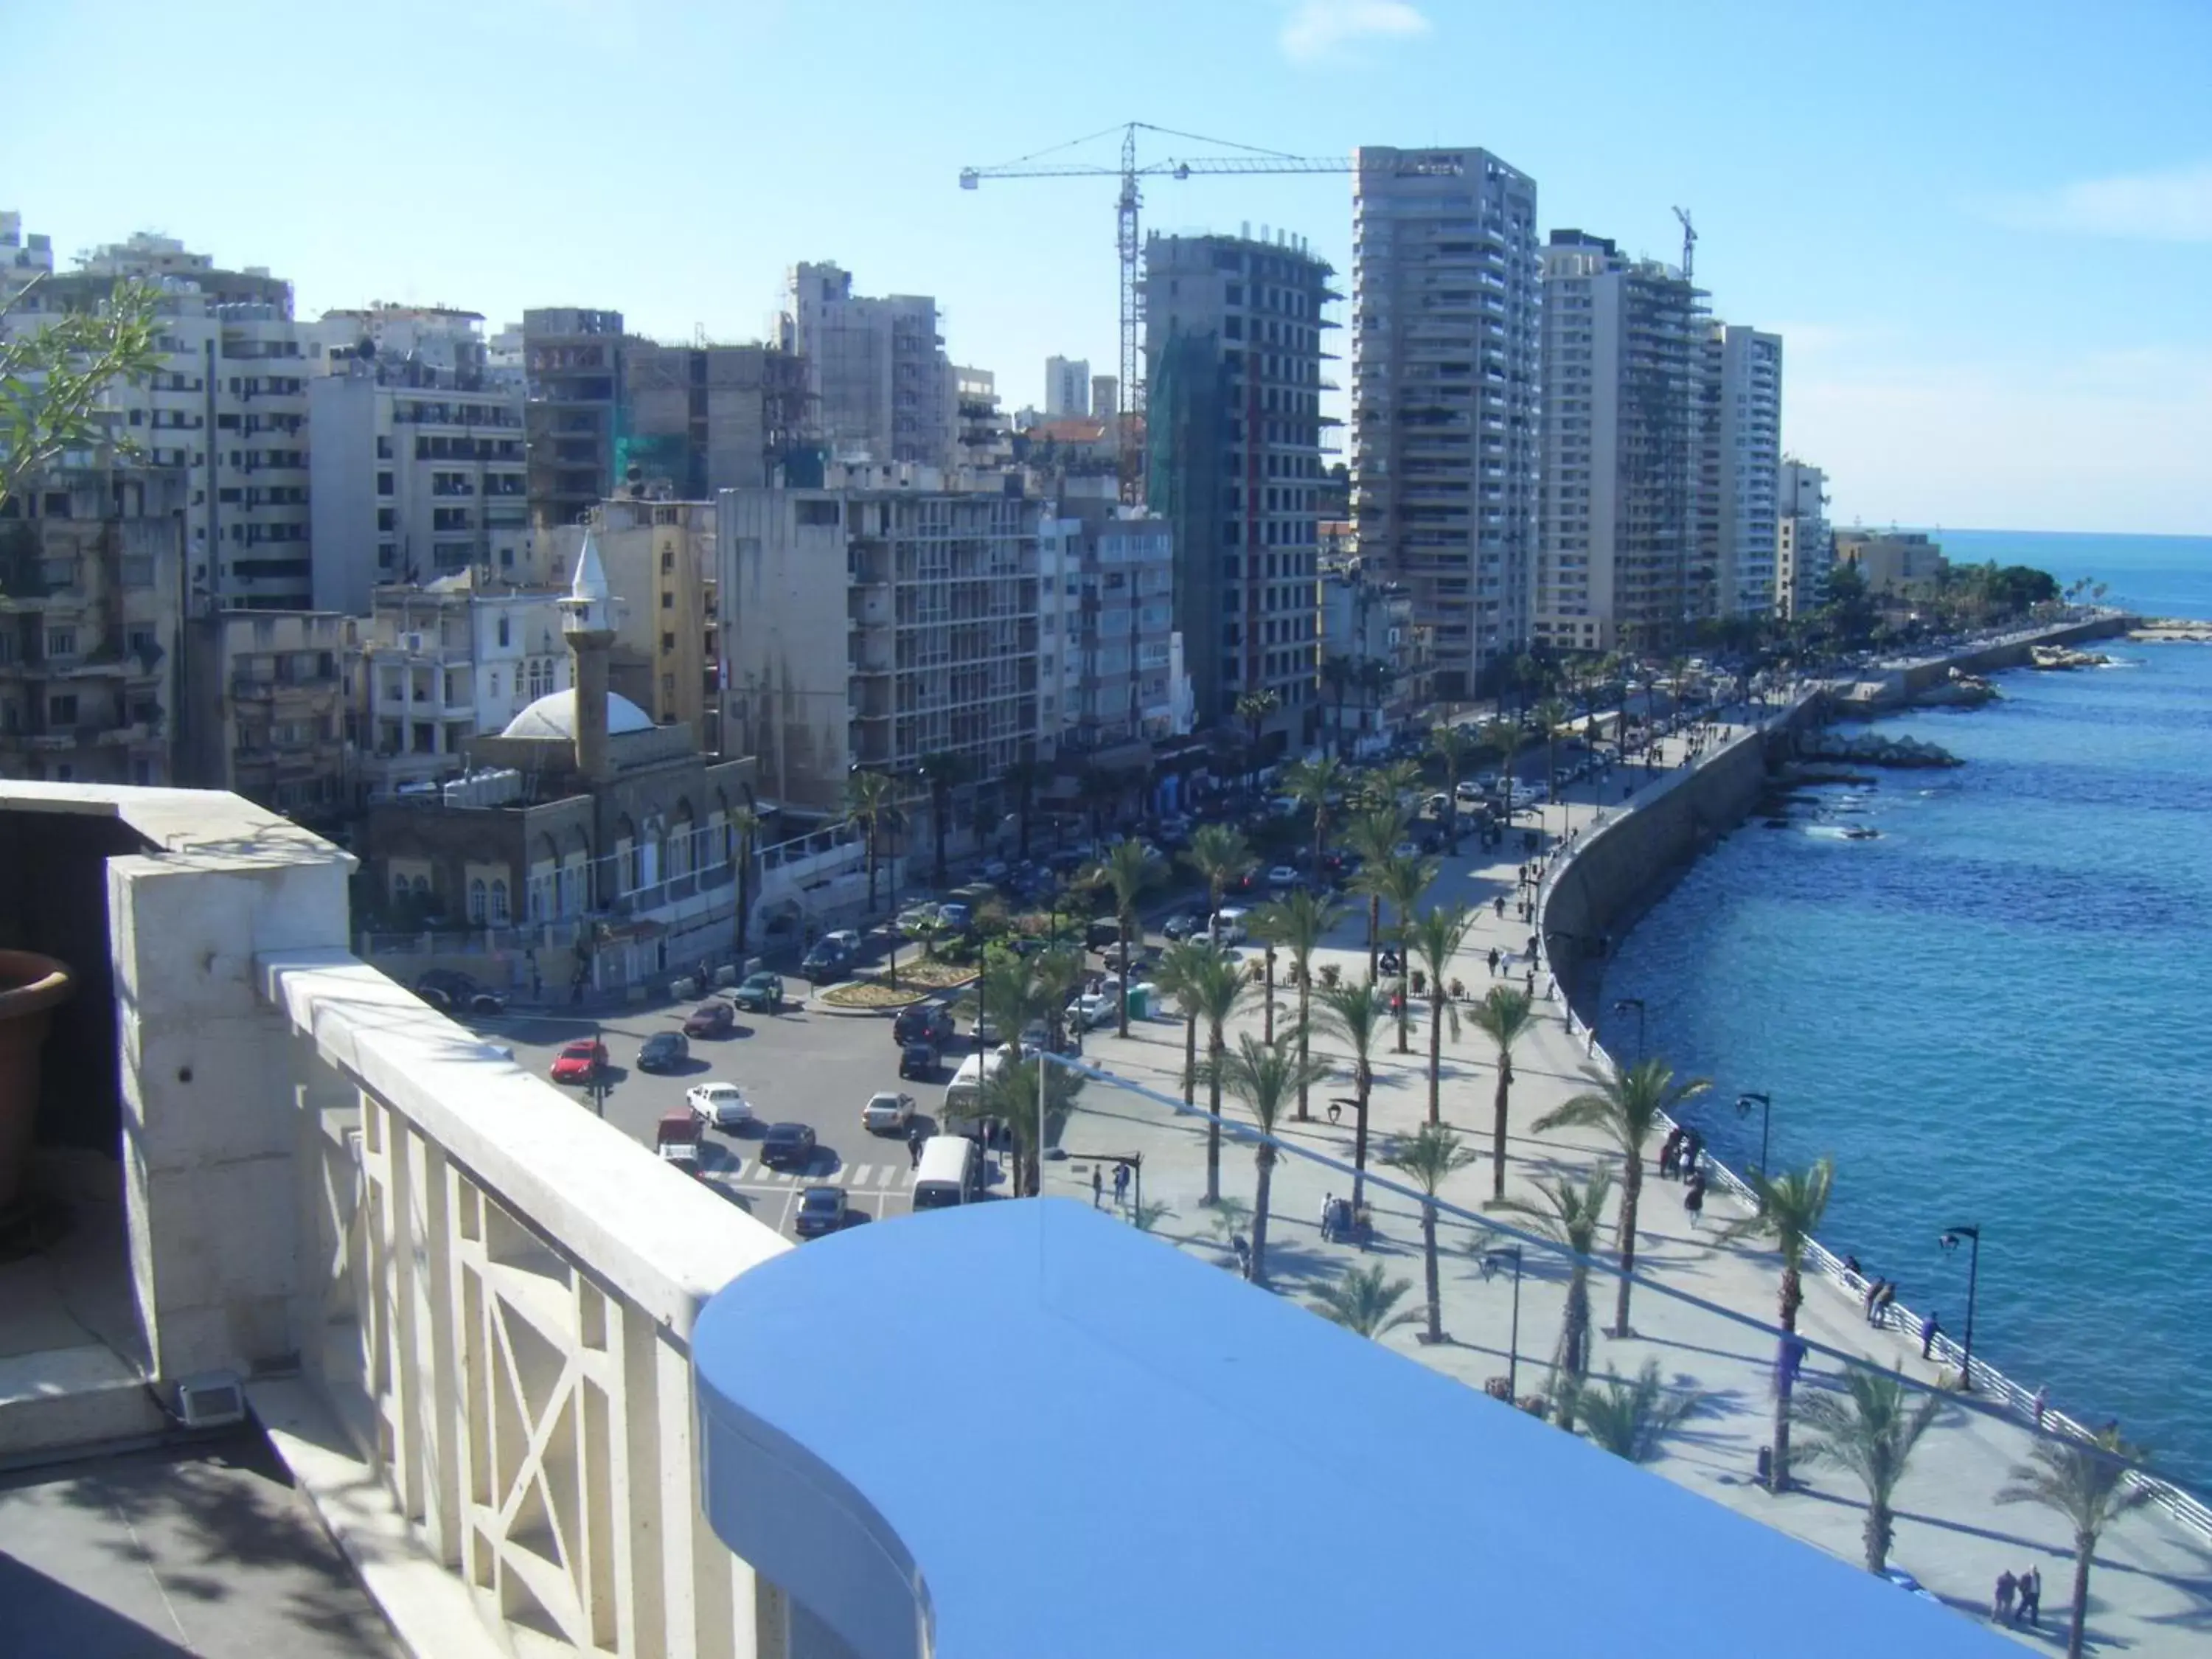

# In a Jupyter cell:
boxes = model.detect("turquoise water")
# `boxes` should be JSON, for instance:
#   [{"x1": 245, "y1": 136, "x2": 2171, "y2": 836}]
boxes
[{"x1": 1604, "y1": 531, "x2": 2212, "y2": 1492}]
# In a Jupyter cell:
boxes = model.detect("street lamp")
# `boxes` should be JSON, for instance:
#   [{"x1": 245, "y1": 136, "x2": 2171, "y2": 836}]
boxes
[
  {"x1": 588, "y1": 1018, "x2": 609, "y2": 1119},
  {"x1": 1938, "y1": 1225, "x2": 1981, "y2": 1390},
  {"x1": 1612, "y1": 996, "x2": 1646, "y2": 1063},
  {"x1": 1480, "y1": 1244, "x2": 1524, "y2": 1402},
  {"x1": 1736, "y1": 1091, "x2": 1773, "y2": 1188}
]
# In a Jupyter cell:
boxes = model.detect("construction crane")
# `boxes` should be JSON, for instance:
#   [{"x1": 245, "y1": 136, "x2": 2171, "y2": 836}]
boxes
[
  {"x1": 1672, "y1": 205, "x2": 1697, "y2": 282},
  {"x1": 961, "y1": 122, "x2": 1354, "y2": 500}
]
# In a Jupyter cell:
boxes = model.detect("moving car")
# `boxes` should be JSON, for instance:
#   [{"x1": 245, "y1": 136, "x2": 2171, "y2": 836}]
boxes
[
  {"x1": 861, "y1": 1091, "x2": 917, "y2": 1133},
  {"x1": 1074, "y1": 991, "x2": 1116, "y2": 1029},
  {"x1": 1209, "y1": 907, "x2": 1248, "y2": 945},
  {"x1": 414, "y1": 970, "x2": 506, "y2": 1016},
  {"x1": 683, "y1": 1001, "x2": 736, "y2": 1038},
  {"x1": 794, "y1": 1186, "x2": 849, "y2": 1239},
  {"x1": 654, "y1": 1110, "x2": 703, "y2": 1172},
  {"x1": 1265, "y1": 865, "x2": 1301, "y2": 889},
  {"x1": 1161, "y1": 912, "x2": 1210, "y2": 942},
  {"x1": 760, "y1": 1121, "x2": 818, "y2": 1169},
  {"x1": 801, "y1": 936, "x2": 856, "y2": 984},
  {"x1": 892, "y1": 1003, "x2": 956, "y2": 1048},
  {"x1": 732, "y1": 971, "x2": 785, "y2": 1014},
  {"x1": 686, "y1": 1082, "x2": 752, "y2": 1131},
  {"x1": 636, "y1": 1031, "x2": 689, "y2": 1073},
  {"x1": 898, "y1": 1042, "x2": 939, "y2": 1082},
  {"x1": 549, "y1": 1039, "x2": 606, "y2": 1085}
]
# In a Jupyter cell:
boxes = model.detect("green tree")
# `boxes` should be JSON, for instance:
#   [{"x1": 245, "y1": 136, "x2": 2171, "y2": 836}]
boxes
[
  {"x1": 1153, "y1": 938, "x2": 1220, "y2": 1107},
  {"x1": 843, "y1": 768, "x2": 899, "y2": 915},
  {"x1": 1183, "y1": 822, "x2": 1256, "y2": 943},
  {"x1": 1792, "y1": 1368, "x2": 1944, "y2": 1574},
  {"x1": 1183, "y1": 947, "x2": 1249, "y2": 1206},
  {"x1": 1534, "y1": 1057, "x2": 1709, "y2": 1338},
  {"x1": 1215, "y1": 1032, "x2": 1330, "y2": 1287},
  {"x1": 1375, "y1": 854, "x2": 1436, "y2": 1054},
  {"x1": 1428, "y1": 723, "x2": 1479, "y2": 853},
  {"x1": 0, "y1": 276, "x2": 164, "y2": 512},
  {"x1": 1280, "y1": 754, "x2": 1350, "y2": 880},
  {"x1": 1531, "y1": 696, "x2": 1573, "y2": 822},
  {"x1": 978, "y1": 1054, "x2": 1085, "y2": 1198},
  {"x1": 1482, "y1": 721, "x2": 1523, "y2": 818},
  {"x1": 1237, "y1": 687, "x2": 1282, "y2": 788},
  {"x1": 1385, "y1": 1122, "x2": 1478, "y2": 1345},
  {"x1": 1466, "y1": 985, "x2": 1537, "y2": 1202},
  {"x1": 1363, "y1": 757, "x2": 1423, "y2": 812},
  {"x1": 915, "y1": 751, "x2": 971, "y2": 885},
  {"x1": 1494, "y1": 1167, "x2": 1614, "y2": 1426},
  {"x1": 1251, "y1": 888, "x2": 1341, "y2": 1121},
  {"x1": 1313, "y1": 980, "x2": 1390, "y2": 1208},
  {"x1": 1088, "y1": 838, "x2": 1158, "y2": 1039},
  {"x1": 1724, "y1": 1158, "x2": 1835, "y2": 1492},
  {"x1": 1030, "y1": 946, "x2": 1086, "y2": 1051},
  {"x1": 1308, "y1": 1262, "x2": 1418, "y2": 1340},
  {"x1": 1999, "y1": 1427, "x2": 2155, "y2": 1659},
  {"x1": 1572, "y1": 1361, "x2": 1708, "y2": 1464},
  {"x1": 1407, "y1": 901, "x2": 1476, "y2": 1122},
  {"x1": 1340, "y1": 807, "x2": 1408, "y2": 981}
]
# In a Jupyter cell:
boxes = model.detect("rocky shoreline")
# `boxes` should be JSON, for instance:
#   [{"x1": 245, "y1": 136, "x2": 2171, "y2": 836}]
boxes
[
  {"x1": 2128, "y1": 617, "x2": 2212, "y2": 643},
  {"x1": 1796, "y1": 729, "x2": 1962, "y2": 768}
]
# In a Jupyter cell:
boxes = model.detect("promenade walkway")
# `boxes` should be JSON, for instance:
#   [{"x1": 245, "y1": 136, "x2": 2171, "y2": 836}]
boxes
[{"x1": 1051, "y1": 709, "x2": 2211, "y2": 1653}]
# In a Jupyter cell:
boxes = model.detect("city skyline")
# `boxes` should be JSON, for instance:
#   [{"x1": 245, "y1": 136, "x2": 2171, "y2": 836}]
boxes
[{"x1": 6, "y1": 0, "x2": 2208, "y2": 535}]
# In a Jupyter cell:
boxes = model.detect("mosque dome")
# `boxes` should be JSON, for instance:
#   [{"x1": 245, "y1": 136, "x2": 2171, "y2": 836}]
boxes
[{"x1": 500, "y1": 687, "x2": 655, "y2": 741}]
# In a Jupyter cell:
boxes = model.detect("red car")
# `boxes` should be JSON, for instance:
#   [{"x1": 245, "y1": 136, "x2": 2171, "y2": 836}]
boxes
[
  {"x1": 683, "y1": 1001, "x2": 735, "y2": 1039},
  {"x1": 550, "y1": 1040, "x2": 607, "y2": 1084}
]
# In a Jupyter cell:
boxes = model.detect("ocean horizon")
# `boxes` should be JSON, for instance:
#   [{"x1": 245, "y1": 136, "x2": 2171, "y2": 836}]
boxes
[{"x1": 1603, "y1": 529, "x2": 2212, "y2": 1494}]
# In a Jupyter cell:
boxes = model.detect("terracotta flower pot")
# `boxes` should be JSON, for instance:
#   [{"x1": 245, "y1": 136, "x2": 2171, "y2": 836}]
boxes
[{"x1": 0, "y1": 950, "x2": 74, "y2": 1214}]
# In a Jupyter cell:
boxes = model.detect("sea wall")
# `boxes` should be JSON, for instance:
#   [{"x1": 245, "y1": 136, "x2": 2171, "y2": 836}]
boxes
[{"x1": 1860, "y1": 614, "x2": 2132, "y2": 709}]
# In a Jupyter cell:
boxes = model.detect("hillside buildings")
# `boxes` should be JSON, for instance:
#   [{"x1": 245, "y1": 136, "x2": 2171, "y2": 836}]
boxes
[
  {"x1": 1351, "y1": 147, "x2": 1541, "y2": 699},
  {"x1": 1143, "y1": 229, "x2": 1332, "y2": 753},
  {"x1": 783, "y1": 262, "x2": 955, "y2": 470}
]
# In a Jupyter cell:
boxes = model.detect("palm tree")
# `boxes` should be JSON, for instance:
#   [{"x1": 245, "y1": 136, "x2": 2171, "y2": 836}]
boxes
[
  {"x1": 1152, "y1": 938, "x2": 1220, "y2": 1107},
  {"x1": 1531, "y1": 695, "x2": 1572, "y2": 821},
  {"x1": 979, "y1": 1055, "x2": 1085, "y2": 1198},
  {"x1": 1251, "y1": 888, "x2": 1340, "y2": 1121},
  {"x1": 728, "y1": 804, "x2": 762, "y2": 956},
  {"x1": 1236, "y1": 687, "x2": 1281, "y2": 789},
  {"x1": 843, "y1": 768, "x2": 897, "y2": 914},
  {"x1": 1482, "y1": 721, "x2": 1523, "y2": 818},
  {"x1": 1408, "y1": 902, "x2": 1476, "y2": 1122},
  {"x1": 2000, "y1": 1427, "x2": 2155, "y2": 1659},
  {"x1": 1216, "y1": 1032, "x2": 1330, "y2": 1287},
  {"x1": 1312, "y1": 980, "x2": 1390, "y2": 1208},
  {"x1": 1030, "y1": 946, "x2": 1085, "y2": 1050},
  {"x1": 1183, "y1": 823, "x2": 1256, "y2": 943},
  {"x1": 1725, "y1": 1158, "x2": 1835, "y2": 1492},
  {"x1": 915, "y1": 750, "x2": 971, "y2": 885},
  {"x1": 1573, "y1": 1361, "x2": 1708, "y2": 1464},
  {"x1": 1375, "y1": 854, "x2": 1436, "y2": 1054},
  {"x1": 1494, "y1": 1167, "x2": 1613, "y2": 1426},
  {"x1": 972, "y1": 953, "x2": 1048, "y2": 1048},
  {"x1": 1534, "y1": 1057, "x2": 1710, "y2": 1338},
  {"x1": 1090, "y1": 838, "x2": 1158, "y2": 1039},
  {"x1": 1280, "y1": 754, "x2": 1349, "y2": 880},
  {"x1": 1184, "y1": 947, "x2": 1249, "y2": 1206},
  {"x1": 1340, "y1": 807, "x2": 1407, "y2": 980},
  {"x1": 1308, "y1": 1262, "x2": 1418, "y2": 1340},
  {"x1": 1363, "y1": 757, "x2": 1423, "y2": 812},
  {"x1": 1792, "y1": 1368, "x2": 1944, "y2": 1574},
  {"x1": 1467, "y1": 985, "x2": 1537, "y2": 1201},
  {"x1": 1384, "y1": 1122, "x2": 1477, "y2": 1344},
  {"x1": 1428, "y1": 722, "x2": 1479, "y2": 853}
]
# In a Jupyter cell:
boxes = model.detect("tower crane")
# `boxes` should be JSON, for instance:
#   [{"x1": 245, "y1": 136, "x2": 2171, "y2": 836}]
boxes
[
  {"x1": 961, "y1": 122, "x2": 1354, "y2": 500},
  {"x1": 1672, "y1": 205, "x2": 1697, "y2": 282}
]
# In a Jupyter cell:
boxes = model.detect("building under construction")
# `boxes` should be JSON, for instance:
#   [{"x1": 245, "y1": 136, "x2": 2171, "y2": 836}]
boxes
[{"x1": 619, "y1": 341, "x2": 815, "y2": 498}]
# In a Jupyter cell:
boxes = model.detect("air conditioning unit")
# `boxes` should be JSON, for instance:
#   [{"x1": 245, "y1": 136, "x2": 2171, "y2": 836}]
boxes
[{"x1": 174, "y1": 1370, "x2": 247, "y2": 1428}]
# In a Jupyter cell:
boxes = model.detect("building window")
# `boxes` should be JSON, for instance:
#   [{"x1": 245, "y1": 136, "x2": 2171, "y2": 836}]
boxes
[
  {"x1": 47, "y1": 694, "x2": 78, "y2": 724},
  {"x1": 490, "y1": 879, "x2": 509, "y2": 924},
  {"x1": 467, "y1": 879, "x2": 487, "y2": 923},
  {"x1": 497, "y1": 616, "x2": 510, "y2": 647},
  {"x1": 44, "y1": 628, "x2": 75, "y2": 658},
  {"x1": 661, "y1": 591, "x2": 673, "y2": 608}
]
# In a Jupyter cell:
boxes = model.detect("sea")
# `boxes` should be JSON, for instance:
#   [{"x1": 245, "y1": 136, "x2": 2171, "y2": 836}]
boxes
[{"x1": 1601, "y1": 529, "x2": 2212, "y2": 1494}]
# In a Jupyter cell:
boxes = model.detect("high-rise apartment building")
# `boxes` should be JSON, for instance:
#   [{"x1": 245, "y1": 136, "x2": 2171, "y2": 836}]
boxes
[
  {"x1": 783, "y1": 263, "x2": 955, "y2": 470},
  {"x1": 523, "y1": 307, "x2": 625, "y2": 530},
  {"x1": 1038, "y1": 501, "x2": 1178, "y2": 751},
  {"x1": 1, "y1": 229, "x2": 319, "y2": 611},
  {"x1": 1703, "y1": 324, "x2": 1784, "y2": 619},
  {"x1": 955, "y1": 368, "x2": 1012, "y2": 471},
  {"x1": 1044, "y1": 356, "x2": 1091, "y2": 418},
  {"x1": 1352, "y1": 147, "x2": 1540, "y2": 698},
  {"x1": 0, "y1": 209, "x2": 53, "y2": 301},
  {"x1": 1143, "y1": 230, "x2": 1332, "y2": 749},
  {"x1": 1775, "y1": 457, "x2": 1832, "y2": 618},
  {"x1": 619, "y1": 340, "x2": 811, "y2": 498},
  {"x1": 1091, "y1": 375, "x2": 1119, "y2": 422},
  {"x1": 1531, "y1": 230, "x2": 1708, "y2": 655}
]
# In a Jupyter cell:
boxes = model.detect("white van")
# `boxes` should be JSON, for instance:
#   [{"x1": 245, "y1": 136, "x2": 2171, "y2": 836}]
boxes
[
  {"x1": 1210, "y1": 906, "x2": 1249, "y2": 945},
  {"x1": 943, "y1": 1046, "x2": 1010, "y2": 1116},
  {"x1": 912, "y1": 1135, "x2": 981, "y2": 1210}
]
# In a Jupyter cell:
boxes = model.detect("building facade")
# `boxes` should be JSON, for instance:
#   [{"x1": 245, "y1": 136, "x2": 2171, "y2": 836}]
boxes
[
  {"x1": 1039, "y1": 501, "x2": 1179, "y2": 752},
  {"x1": 1531, "y1": 230, "x2": 1708, "y2": 656},
  {"x1": 1775, "y1": 457, "x2": 1832, "y2": 618},
  {"x1": 1703, "y1": 324, "x2": 1784, "y2": 619},
  {"x1": 1352, "y1": 147, "x2": 1540, "y2": 698},
  {"x1": 619, "y1": 340, "x2": 811, "y2": 499},
  {"x1": 720, "y1": 480, "x2": 1040, "y2": 815},
  {"x1": 1044, "y1": 355, "x2": 1090, "y2": 418},
  {"x1": 181, "y1": 608, "x2": 356, "y2": 818},
  {"x1": 523, "y1": 307, "x2": 625, "y2": 530},
  {"x1": 1318, "y1": 561, "x2": 1427, "y2": 757},
  {"x1": 783, "y1": 263, "x2": 954, "y2": 470},
  {"x1": 546, "y1": 494, "x2": 720, "y2": 737},
  {"x1": 954, "y1": 367, "x2": 1012, "y2": 472},
  {"x1": 1834, "y1": 529, "x2": 1944, "y2": 599},
  {"x1": 1143, "y1": 230, "x2": 1332, "y2": 751}
]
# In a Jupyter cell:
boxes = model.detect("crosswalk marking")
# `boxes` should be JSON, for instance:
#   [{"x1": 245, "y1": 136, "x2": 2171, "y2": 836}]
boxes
[{"x1": 714, "y1": 1158, "x2": 908, "y2": 1191}]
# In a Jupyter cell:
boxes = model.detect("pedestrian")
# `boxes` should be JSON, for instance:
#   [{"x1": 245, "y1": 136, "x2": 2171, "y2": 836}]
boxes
[
  {"x1": 1113, "y1": 1161, "x2": 1130, "y2": 1206},
  {"x1": 1092, "y1": 1165, "x2": 1103, "y2": 1208},
  {"x1": 1494, "y1": 895, "x2": 1506, "y2": 918},
  {"x1": 2019, "y1": 1566, "x2": 2041, "y2": 1625},
  {"x1": 1992, "y1": 1570, "x2": 2017, "y2": 1624},
  {"x1": 1683, "y1": 1129, "x2": 1703, "y2": 1174},
  {"x1": 1683, "y1": 1173, "x2": 1705, "y2": 1227},
  {"x1": 1523, "y1": 966, "x2": 1534, "y2": 994},
  {"x1": 1921, "y1": 1309, "x2": 1941, "y2": 1360},
  {"x1": 1487, "y1": 946, "x2": 1500, "y2": 977},
  {"x1": 1843, "y1": 1253, "x2": 1863, "y2": 1279},
  {"x1": 2031, "y1": 1385, "x2": 2048, "y2": 1430},
  {"x1": 1659, "y1": 1128, "x2": 1681, "y2": 1180},
  {"x1": 1873, "y1": 1281, "x2": 1897, "y2": 1327},
  {"x1": 1320, "y1": 1193, "x2": 1336, "y2": 1242},
  {"x1": 907, "y1": 1127, "x2": 923, "y2": 1169},
  {"x1": 1862, "y1": 1276, "x2": 1882, "y2": 1323}
]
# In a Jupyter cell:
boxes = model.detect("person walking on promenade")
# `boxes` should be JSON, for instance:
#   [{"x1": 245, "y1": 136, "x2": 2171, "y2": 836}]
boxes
[
  {"x1": 907, "y1": 1125, "x2": 925, "y2": 1169},
  {"x1": 1873, "y1": 1280, "x2": 1897, "y2": 1328},
  {"x1": 1113, "y1": 1161, "x2": 1130, "y2": 1207},
  {"x1": 1683, "y1": 1171, "x2": 1706, "y2": 1227},
  {"x1": 1091, "y1": 1165, "x2": 1103, "y2": 1208},
  {"x1": 2031, "y1": 1385, "x2": 2048, "y2": 1429},
  {"x1": 1523, "y1": 966, "x2": 1534, "y2": 995},
  {"x1": 1992, "y1": 1570, "x2": 2017, "y2": 1624},
  {"x1": 1659, "y1": 1127, "x2": 1682, "y2": 1180},
  {"x1": 1921, "y1": 1309, "x2": 1942, "y2": 1359},
  {"x1": 1862, "y1": 1276, "x2": 1885, "y2": 1323},
  {"x1": 2018, "y1": 1566, "x2": 2041, "y2": 1626},
  {"x1": 1494, "y1": 895, "x2": 1506, "y2": 919},
  {"x1": 1487, "y1": 946, "x2": 1500, "y2": 977}
]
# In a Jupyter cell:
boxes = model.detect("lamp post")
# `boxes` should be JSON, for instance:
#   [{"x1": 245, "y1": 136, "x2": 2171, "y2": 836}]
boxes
[
  {"x1": 588, "y1": 1019, "x2": 609, "y2": 1119},
  {"x1": 1612, "y1": 996, "x2": 1646, "y2": 1064},
  {"x1": 1938, "y1": 1224, "x2": 1982, "y2": 1391},
  {"x1": 1481, "y1": 1244, "x2": 1524, "y2": 1402},
  {"x1": 1263, "y1": 945, "x2": 1278, "y2": 1043},
  {"x1": 1736, "y1": 1091, "x2": 1773, "y2": 1188}
]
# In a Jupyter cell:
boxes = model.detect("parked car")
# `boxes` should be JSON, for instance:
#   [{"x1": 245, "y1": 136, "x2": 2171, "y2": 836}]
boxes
[
  {"x1": 1265, "y1": 865, "x2": 1301, "y2": 889},
  {"x1": 892, "y1": 1003, "x2": 956, "y2": 1048},
  {"x1": 801, "y1": 939, "x2": 854, "y2": 984},
  {"x1": 1161, "y1": 911, "x2": 1210, "y2": 942},
  {"x1": 414, "y1": 970, "x2": 506, "y2": 1016},
  {"x1": 683, "y1": 1001, "x2": 736, "y2": 1039},
  {"x1": 896, "y1": 902, "x2": 940, "y2": 932},
  {"x1": 860, "y1": 1091, "x2": 917, "y2": 1133},
  {"x1": 549, "y1": 1040, "x2": 606, "y2": 1085},
  {"x1": 1085, "y1": 918, "x2": 1123, "y2": 952},
  {"x1": 898, "y1": 1042, "x2": 940, "y2": 1082},
  {"x1": 760, "y1": 1121, "x2": 818, "y2": 1169},
  {"x1": 654, "y1": 1110, "x2": 703, "y2": 1172},
  {"x1": 637, "y1": 1031, "x2": 689, "y2": 1073},
  {"x1": 936, "y1": 901, "x2": 973, "y2": 933},
  {"x1": 972, "y1": 1012, "x2": 1000, "y2": 1048},
  {"x1": 1074, "y1": 991, "x2": 1117, "y2": 1029},
  {"x1": 686, "y1": 1082, "x2": 752, "y2": 1131},
  {"x1": 732, "y1": 971, "x2": 785, "y2": 1014},
  {"x1": 793, "y1": 1186, "x2": 849, "y2": 1239}
]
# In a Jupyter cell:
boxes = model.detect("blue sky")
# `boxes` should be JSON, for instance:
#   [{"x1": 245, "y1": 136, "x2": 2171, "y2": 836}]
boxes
[{"x1": 7, "y1": 0, "x2": 2208, "y2": 535}]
